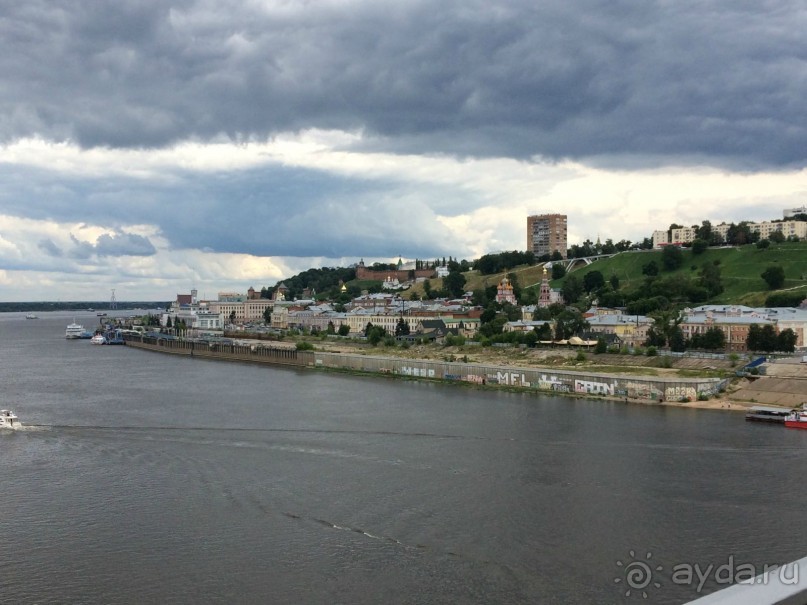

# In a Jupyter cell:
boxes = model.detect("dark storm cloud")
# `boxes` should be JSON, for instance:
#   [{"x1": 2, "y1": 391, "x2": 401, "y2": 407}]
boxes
[
  {"x1": 0, "y1": 163, "x2": 466, "y2": 259},
  {"x1": 2, "y1": 0, "x2": 806, "y2": 168}
]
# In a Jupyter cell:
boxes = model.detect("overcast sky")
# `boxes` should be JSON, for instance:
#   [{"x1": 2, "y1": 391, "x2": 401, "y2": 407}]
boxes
[{"x1": 2, "y1": 0, "x2": 806, "y2": 301}]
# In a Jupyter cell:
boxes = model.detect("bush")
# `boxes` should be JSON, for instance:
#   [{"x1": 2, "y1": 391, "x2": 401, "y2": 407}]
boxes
[
  {"x1": 646, "y1": 346, "x2": 657, "y2": 357},
  {"x1": 658, "y1": 356, "x2": 673, "y2": 368},
  {"x1": 575, "y1": 350, "x2": 587, "y2": 362},
  {"x1": 698, "y1": 393, "x2": 709, "y2": 401},
  {"x1": 632, "y1": 347, "x2": 645, "y2": 356},
  {"x1": 296, "y1": 341, "x2": 314, "y2": 351}
]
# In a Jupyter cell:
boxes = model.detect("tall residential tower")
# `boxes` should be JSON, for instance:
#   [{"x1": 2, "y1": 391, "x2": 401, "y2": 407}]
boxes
[{"x1": 527, "y1": 214, "x2": 567, "y2": 259}]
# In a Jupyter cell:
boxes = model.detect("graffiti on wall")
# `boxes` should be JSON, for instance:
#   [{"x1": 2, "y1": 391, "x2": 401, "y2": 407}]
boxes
[
  {"x1": 665, "y1": 386, "x2": 697, "y2": 401},
  {"x1": 485, "y1": 371, "x2": 531, "y2": 387},
  {"x1": 537, "y1": 374, "x2": 571, "y2": 393},
  {"x1": 626, "y1": 381, "x2": 655, "y2": 400},
  {"x1": 574, "y1": 379, "x2": 615, "y2": 396},
  {"x1": 399, "y1": 366, "x2": 436, "y2": 378}
]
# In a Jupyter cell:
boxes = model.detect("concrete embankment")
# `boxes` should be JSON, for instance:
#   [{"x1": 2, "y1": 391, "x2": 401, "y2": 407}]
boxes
[{"x1": 124, "y1": 336, "x2": 727, "y2": 403}]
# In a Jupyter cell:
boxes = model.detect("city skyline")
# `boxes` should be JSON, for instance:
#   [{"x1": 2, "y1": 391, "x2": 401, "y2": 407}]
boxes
[{"x1": 1, "y1": 1, "x2": 806, "y2": 301}]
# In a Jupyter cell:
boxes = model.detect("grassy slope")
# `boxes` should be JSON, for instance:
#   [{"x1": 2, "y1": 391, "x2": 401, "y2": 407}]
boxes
[
  {"x1": 378, "y1": 242, "x2": 807, "y2": 304},
  {"x1": 406, "y1": 263, "x2": 551, "y2": 298},
  {"x1": 553, "y1": 242, "x2": 807, "y2": 305}
]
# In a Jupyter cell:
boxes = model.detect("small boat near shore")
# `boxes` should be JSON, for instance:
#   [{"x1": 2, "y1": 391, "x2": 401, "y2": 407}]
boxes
[
  {"x1": 25, "y1": 313, "x2": 38, "y2": 319},
  {"x1": 745, "y1": 405, "x2": 791, "y2": 423},
  {"x1": 785, "y1": 407, "x2": 807, "y2": 430},
  {"x1": 91, "y1": 333, "x2": 107, "y2": 345},
  {"x1": 1, "y1": 409, "x2": 20, "y2": 429}
]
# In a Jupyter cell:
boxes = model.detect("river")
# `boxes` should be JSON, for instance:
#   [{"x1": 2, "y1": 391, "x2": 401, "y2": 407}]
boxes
[{"x1": 1, "y1": 312, "x2": 806, "y2": 604}]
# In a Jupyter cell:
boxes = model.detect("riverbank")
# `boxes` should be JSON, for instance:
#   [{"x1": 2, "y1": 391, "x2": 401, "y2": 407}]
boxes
[{"x1": 124, "y1": 335, "x2": 738, "y2": 411}]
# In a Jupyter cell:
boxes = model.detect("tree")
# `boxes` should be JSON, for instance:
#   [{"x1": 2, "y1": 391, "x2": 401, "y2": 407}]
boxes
[
  {"x1": 761, "y1": 265, "x2": 785, "y2": 290},
  {"x1": 747, "y1": 324, "x2": 778, "y2": 352},
  {"x1": 551, "y1": 264, "x2": 566, "y2": 280},
  {"x1": 644, "y1": 326, "x2": 666, "y2": 348},
  {"x1": 444, "y1": 270, "x2": 467, "y2": 298},
  {"x1": 423, "y1": 280, "x2": 433, "y2": 298},
  {"x1": 777, "y1": 328, "x2": 797, "y2": 353},
  {"x1": 691, "y1": 239, "x2": 708, "y2": 255},
  {"x1": 395, "y1": 317, "x2": 410, "y2": 336},
  {"x1": 583, "y1": 270, "x2": 605, "y2": 293},
  {"x1": 769, "y1": 230, "x2": 786, "y2": 243},
  {"x1": 696, "y1": 220, "x2": 712, "y2": 242},
  {"x1": 535, "y1": 323, "x2": 553, "y2": 341},
  {"x1": 229, "y1": 310, "x2": 236, "y2": 324},
  {"x1": 756, "y1": 239, "x2": 770, "y2": 249},
  {"x1": 560, "y1": 274, "x2": 583, "y2": 304},
  {"x1": 668, "y1": 327, "x2": 686, "y2": 352},
  {"x1": 551, "y1": 250, "x2": 564, "y2": 261},
  {"x1": 326, "y1": 321, "x2": 336, "y2": 334},
  {"x1": 661, "y1": 245, "x2": 684, "y2": 271},
  {"x1": 554, "y1": 309, "x2": 589, "y2": 339},
  {"x1": 594, "y1": 338, "x2": 608, "y2": 354},
  {"x1": 691, "y1": 327, "x2": 726, "y2": 350},
  {"x1": 642, "y1": 260, "x2": 659, "y2": 276},
  {"x1": 698, "y1": 262, "x2": 723, "y2": 298},
  {"x1": 609, "y1": 274, "x2": 620, "y2": 290},
  {"x1": 649, "y1": 309, "x2": 684, "y2": 347},
  {"x1": 263, "y1": 307, "x2": 272, "y2": 324},
  {"x1": 337, "y1": 324, "x2": 350, "y2": 336}
]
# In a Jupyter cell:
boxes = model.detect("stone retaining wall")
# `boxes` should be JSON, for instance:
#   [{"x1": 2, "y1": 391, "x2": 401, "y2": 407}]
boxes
[{"x1": 125, "y1": 336, "x2": 727, "y2": 402}]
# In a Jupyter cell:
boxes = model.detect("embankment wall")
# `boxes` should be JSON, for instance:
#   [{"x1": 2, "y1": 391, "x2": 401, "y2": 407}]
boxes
[{"x1": 125, "y1": 336, "x2": 727, "y2": 402}]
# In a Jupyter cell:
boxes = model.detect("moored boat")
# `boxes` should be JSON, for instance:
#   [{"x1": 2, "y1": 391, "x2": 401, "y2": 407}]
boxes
[
  {"x1": 745, "y1": 405, "x2": 791, "y2": 423},
  {"x1": 0, "y1": 409, "x2": 20, "y2": 429},
  {"x1": 90, "y1": 333, "x2": 107, "y2": 345},
  {"x1": 784, "y1": 406, "x2": 807, "y2": 430},
  {"x1": 25, "y1": 313, "x2": 38, "y2": 319},
  {"x1": 66, "y1": 320, "x2": 87, "y2": 339}
]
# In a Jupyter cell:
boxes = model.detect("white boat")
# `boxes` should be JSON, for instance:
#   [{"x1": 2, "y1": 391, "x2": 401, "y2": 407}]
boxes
[
  {"x1": 91, "y1": 333, "x2": 107, "y2": 345},
  {"x1": 25, "y1": 313, "x2": 38, "y2": 319},
  {"x1": 0, "y1": 409, "x2": 20, "y2": 429},
  {"x1": 66, "y1": 320, "x2": 87, "y2": 339}
]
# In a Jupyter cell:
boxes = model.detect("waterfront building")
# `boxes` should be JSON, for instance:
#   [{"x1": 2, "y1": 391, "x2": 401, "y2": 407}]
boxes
[
  {"x1": 584, "y1": 312, "x2": 654, "y2": 348},
  {"x1": 527, "y1": 214, "x2": 567, "y2": 258},
  {"x1": 679, "y1": 305, "x2": 807, "y2": 352}
]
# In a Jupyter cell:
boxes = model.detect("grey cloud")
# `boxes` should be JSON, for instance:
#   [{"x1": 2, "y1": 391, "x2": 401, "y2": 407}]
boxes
[
  {"x1": 0, "y1": 163, "x2": 468, "y2": 259},
  {"x1": 95, "y1": 231, "x2": 157, "y2": 256},
  {"x1": 1, "y1": 0, "x2": 806, "y2": 168},
  {"x1": 66, "y1": 231, "x2": 156, "y2": 258},
  {"x1": 68, "y1": 234, "x2": 96, "y2": 259},
  {"x1": 37, "y1": 238, "x2": 62, "y2": 257}
]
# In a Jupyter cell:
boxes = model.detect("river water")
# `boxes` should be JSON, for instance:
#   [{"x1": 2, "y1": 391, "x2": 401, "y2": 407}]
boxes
[{"x1": 1, "y1": 312, "x2": 806, "y2": 604}]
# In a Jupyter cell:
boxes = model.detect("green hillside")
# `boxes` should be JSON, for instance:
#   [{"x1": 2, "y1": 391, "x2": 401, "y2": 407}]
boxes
[{"x1": 551, "y1": 242, "x2": 807, "y2": 306}]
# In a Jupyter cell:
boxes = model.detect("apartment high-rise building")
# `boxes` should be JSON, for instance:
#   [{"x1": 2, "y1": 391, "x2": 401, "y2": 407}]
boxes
[{"x1": 527, "y1": 214, "x2": 567, "y2": 259}]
